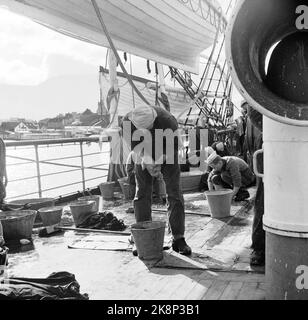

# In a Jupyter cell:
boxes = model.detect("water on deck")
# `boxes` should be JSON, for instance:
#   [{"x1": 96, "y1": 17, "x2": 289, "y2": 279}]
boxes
[{"x1": 6, "y1": 187, "x2": 266, "y2": 300}]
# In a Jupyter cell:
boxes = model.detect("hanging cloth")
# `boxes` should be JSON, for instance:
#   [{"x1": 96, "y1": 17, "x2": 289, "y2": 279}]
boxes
[
  {"x1": 158, "y1": 92, "x2": 171, "y2": 112},
  {"x1": 106, "y1": 87, "x2": 120, "y2": 127}
]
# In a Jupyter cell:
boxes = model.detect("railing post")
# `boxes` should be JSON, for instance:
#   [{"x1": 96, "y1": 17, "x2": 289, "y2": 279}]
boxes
[
  {"x1": 34, "y1": 145, "x2": 42, "y2": 198},
  {"x1": 80, "y1": 142, "x2": 86, "y2": 191}
]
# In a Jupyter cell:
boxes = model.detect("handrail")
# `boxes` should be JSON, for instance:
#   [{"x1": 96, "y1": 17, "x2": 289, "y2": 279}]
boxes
[
  {"x1": 4, "y1": 137, "x2": 110, "y2": 201},
  {"x1": 9, "y1": 168, "x2": 82, "y2": 183},
  {"x1": 6, "y1": 154, "x2": 108, "y2": 171},
  {"x1": 6, "y1": 174, "x2": 109, "y2": 201},
  {"x1": 7, "y1": 151, "x2": 108, "y2": 164},
  {"x1": 4, "y1": 136, "x2": 108, "y2": 147},
  {"x1": 41, "y1": 177, "x2": 107, "y2": 194}
]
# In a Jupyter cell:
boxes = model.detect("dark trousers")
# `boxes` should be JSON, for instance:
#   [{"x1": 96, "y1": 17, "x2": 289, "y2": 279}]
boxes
[
  {"x1": 0, "y1": 180, "x2": 6, "y2": 204},
  {"x1": 134, "y1": 163, "x2": 185, "y2": 238},
  {"x1": 251, "y1": 178, "x2": 265, "y2": 252}
]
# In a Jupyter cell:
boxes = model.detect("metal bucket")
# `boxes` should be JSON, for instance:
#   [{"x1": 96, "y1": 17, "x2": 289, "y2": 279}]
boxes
[
  {"x1": 205, "y1": 189, "x2": 233, "y2": 219},
  {"x1": 6, "y1": 198, "x2": 56, "y2": 224},
  {"x1": 6, "y1": 198, "x2": 56, "y2": 211},
  {"x1": 122, "y1": 183, "x2": 135, "y2": 200},
  {"x1": 180, "y1": 171, "x2": 202, "y2": 192},
  {"x1": 38, "y1": 206, "x2": 63, "y2": 227},
  {"x1": 78, "y1": 195, "x2": 100, "y2": 212},
  {"x1": 131, "y1": 221, "x2": 166, "y2": 260},
  {"x1": 99, "y1": 182, "x2": 115, "y2": 200},
  {"x1": 69, "y1": 200, "x2": 96, "y2": 227},
  {"x1": 118, "y1": 177, "x2": 133, "y2": 200},
  {"x1": 0, "y1": 210, "x2": 37, "y2": 241},
  {"x1": 118, "y1": 177, "x2": 128, "y2": 192},
  {"x1": 0, "y1": 246, "x2": 8, "y2": 267}
]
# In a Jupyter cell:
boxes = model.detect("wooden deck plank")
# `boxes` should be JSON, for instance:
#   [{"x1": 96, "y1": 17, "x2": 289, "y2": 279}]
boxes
[
  {"x1": 159, "y1": 270, "x2": 202, "y2": 300},
  {"x1": 202, "y1": 280, "x2": 229, "y2": 300},
  {"x1": 232, "y1": 233, "x2": 250, "y2": 248},
  {"x1": 133, "y1": 274, "x2": 167, "y2": 300},
  {"x1": 188, "y1": 219, "x2": 227, "y2": 249},
  {"x1": 171, "y1": 277, "x2": 203, "y2": 300},
  {"x1": 185, "y1": 279, "x2": 214, "y2": 300},
  {"x1": 253, "y1": 282, "x2": 266, "y2": 300},
  {"x1": 237, "y1": 282, "x2": 260, "y2": 300},
  {"x1": 153, "y1": 274, "x2": 190, "y2": 300},
  {"x1": 199, "y1": 270, "x2": 265, "y2": 283},
  {"x1": 219, "y1": 281, "x2": 244, "y2": 300}
]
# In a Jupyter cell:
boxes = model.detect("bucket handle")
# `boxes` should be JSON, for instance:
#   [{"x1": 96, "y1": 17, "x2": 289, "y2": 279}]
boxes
[{"x1": 253, "y1": 149, "x2": 264, "y2": 179}]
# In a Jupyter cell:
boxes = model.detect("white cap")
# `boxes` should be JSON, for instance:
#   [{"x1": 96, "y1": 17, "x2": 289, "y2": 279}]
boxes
[
  {"x1": 130, "y1": 105, "x2": 157, "y2": 129},
  {"x1": 206, "y1": 151, "x2": 221, "y2": 166}
]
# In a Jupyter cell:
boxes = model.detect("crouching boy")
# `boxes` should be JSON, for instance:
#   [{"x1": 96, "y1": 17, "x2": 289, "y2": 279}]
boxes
[{"x1": 207, "y1": 153, "x2": 256, "y2": 201}]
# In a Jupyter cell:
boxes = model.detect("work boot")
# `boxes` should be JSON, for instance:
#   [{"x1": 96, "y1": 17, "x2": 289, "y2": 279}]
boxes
[
  {"x1": 132, "y1": 244, "x2": 171, "y2": 257},
  {"x1": 172, "y1": 238, "x2": 192, "y2": 256},
  {"x1": 250, "y1": 250, "x2": 265, "y2": 266},
  {"x1": 234, "y1": 188, "x2": 250, "y2": 202},
  {"x1": 132, "y1": 246, "x2": 138, "y2": 257}
]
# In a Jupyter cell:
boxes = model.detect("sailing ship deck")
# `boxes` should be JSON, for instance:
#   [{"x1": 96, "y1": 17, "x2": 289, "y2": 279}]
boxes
[{"x1": 6, "y1": 187, "x2": 266, "y2": 300}]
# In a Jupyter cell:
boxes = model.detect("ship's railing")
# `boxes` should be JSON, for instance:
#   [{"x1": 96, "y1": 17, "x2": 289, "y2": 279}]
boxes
[{"x1": 4, "y1": 137, "x2": 110, "y2": 201}]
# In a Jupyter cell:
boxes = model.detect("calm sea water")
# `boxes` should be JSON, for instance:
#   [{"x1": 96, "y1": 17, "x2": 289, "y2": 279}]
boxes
[{"x1": 5, "y1": 141, "x2": 111, "y2": 201}]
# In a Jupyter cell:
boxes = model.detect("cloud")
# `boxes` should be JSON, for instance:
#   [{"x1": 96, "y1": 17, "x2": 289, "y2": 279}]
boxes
[
  {"x1": 0, "y1": 7, "x2": 107, "y2": 85},
  {"x1": 0, "y1": 55, "x2": 49, "y2": 85}
]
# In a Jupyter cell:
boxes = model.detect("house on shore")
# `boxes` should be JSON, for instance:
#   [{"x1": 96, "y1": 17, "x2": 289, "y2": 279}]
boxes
[{"x1": 0, "y1": 120, "x2": 40, "y2": 139}]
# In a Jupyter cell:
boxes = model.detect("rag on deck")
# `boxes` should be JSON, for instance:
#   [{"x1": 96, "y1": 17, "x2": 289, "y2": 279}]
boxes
[{"x1": 0, "y1": 271, "x2": 88, "y2": 300}]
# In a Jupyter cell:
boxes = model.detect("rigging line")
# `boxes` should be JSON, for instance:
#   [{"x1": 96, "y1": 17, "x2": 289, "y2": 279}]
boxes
[
  {"x1": 196, "y1": 6, "x2": 223, "y2": 91},
  {"x1": 218, "y1": 60, "x2": 229, "y2": 93},
  {"x1": 225, "y1": 0, "x2": 234, "y2": 15},
  {"x1": 205, "y1": 35, "x2": 226, "y2": 95},
  {"x1": 197, "y1": 54, "x2": 211, "y2": 93},
  {"x1": 178, "y1": 0, "x2": 225, "y2": 30},
  {"x1": 118, "y1": 80, "x2": 129, "y2": 88},
  {"x1": 224, "y1": 72, "x2": 233, "y2": 98},
  {"x1": 91, "y1": 0, "x2": 150, "y2": 106},
  {"x1": 199, "y1": 0, "x2": 211, "y2": 21},
  {"x1": 130, "y1": 54, "x2": 136, "y2": 109},
  {"x1": 105, "y1": 49, "x2": 109, "y2": 70},
  {"x1": 189, "y1": 0, "x2": 200, "y2": 13},
  {"x1": 180, "y1": 11, "x2": 223, "y2": 122},
  {"x1": 210, "y1": 62, "x2": 228, "y2": 117},
  {"x1": 209, "y1": 7, "x2": 215, "y2": 26},
  {"x1": 164, "y1": 70, "x2": 171, "y2": 79}
]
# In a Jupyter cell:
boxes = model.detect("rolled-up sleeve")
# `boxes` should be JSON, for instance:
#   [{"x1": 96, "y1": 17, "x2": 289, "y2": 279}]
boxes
[{"x1": 207, "y1": 170, "x2": 218, "y2": 184}]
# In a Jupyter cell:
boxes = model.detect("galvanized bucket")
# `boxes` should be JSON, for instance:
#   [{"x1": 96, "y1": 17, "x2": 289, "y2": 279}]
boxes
[{"x1": 131, "y1": 221, "x2": 166, "y2": 260}]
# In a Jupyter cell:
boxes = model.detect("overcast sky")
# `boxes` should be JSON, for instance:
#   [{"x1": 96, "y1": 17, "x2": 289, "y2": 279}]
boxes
[{"x1": 0, "y1": 0, "x2": 238, "y2": 120}]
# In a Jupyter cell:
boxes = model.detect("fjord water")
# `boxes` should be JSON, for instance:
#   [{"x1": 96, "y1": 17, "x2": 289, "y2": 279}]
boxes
[{"x1": 5, "y1": 142, "x2": 110, "y2": 200}]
